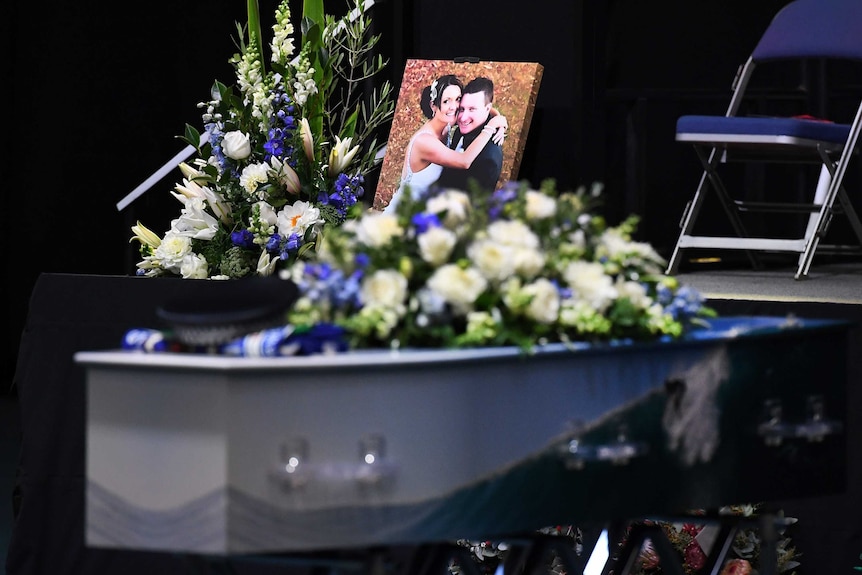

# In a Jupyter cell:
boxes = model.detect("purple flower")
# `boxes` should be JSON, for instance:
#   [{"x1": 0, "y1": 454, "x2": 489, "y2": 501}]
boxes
[
  {"x1": 411, "y1": 212, "x2": 441, "y2": 234},
  {"x1": 266, "y1": 234, "x2": 283, "y2": 253},
  {"x1": 231, "y1": 229, "x2": 255, "y2": 248}
]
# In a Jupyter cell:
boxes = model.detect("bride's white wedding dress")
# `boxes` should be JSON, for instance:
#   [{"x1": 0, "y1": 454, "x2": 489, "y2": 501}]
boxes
[{"x1": 384, "y1": 130, "x2": 443, "y2": 213}]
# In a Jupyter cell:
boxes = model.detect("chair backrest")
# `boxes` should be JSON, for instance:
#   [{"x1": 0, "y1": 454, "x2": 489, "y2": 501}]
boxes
[{"x1": 753, "y1": 0, "x2": 862, "y2": 62}]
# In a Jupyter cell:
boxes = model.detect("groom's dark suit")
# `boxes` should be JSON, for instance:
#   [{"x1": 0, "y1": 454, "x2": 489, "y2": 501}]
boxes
[{"x1": 434, "y1": 120, "x2": 503, "y2": 192}]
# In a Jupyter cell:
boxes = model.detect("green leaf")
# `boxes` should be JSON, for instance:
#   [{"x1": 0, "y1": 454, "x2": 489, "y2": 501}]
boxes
[
  {"x1": 302, "y1": 0, "x2": 324, "y2": 33},
  {"x1": 342, "y1": 108, "x2": 358, "y2": 139},
  {"x1": 182, "y1": 124, "x2": 201, "y2": 148}
]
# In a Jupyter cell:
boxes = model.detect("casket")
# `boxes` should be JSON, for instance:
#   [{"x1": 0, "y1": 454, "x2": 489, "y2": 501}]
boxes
[{"x1": 75, "y1": 316, "x2": 849, "y2": 555}]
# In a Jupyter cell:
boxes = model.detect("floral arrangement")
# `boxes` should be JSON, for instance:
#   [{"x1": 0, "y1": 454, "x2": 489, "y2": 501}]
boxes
[
  {"x1": 624, "y1": 506, "x2": 800, "y2": 575},
  {"x1": 448, "y1": 507, "x2": 799, "y2": 575},
  {"x1": 130, "y1": 0, "x2": 394, "y2": 279},
  {"x1": 285, "y1": 180, "x2": 716, "y2": 351}
]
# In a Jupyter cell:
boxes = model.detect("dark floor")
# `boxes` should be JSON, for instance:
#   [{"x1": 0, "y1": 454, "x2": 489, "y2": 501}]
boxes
[{"x1": 1, "y1": 393, "x2": 20, "y2": 569}]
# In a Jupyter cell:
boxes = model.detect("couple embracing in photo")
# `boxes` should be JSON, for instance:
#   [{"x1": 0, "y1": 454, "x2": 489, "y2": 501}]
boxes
[{"x1": 385, "y1": 74, "x2": 508, "y2": 212}]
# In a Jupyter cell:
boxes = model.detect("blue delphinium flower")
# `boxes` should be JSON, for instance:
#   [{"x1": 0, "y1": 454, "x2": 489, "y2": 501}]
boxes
[
  {"x1": 489, "y1": 181, "x2": 520, "y2": 220},
  {"x1": 666, "y1": 285, "x2": 706, "y2": 321},
  {"x1": 264, "y1": 89, "x2": 297, "y2": 163},
  {"x1": 319, "y1": 173, "x2": 365, "y2": 219},
  {"x1": 231, "y1": 229, "x2": 256, "y2": 248},
  {"x1": 411, "y1": 211, "x2": 441, "y2": 234}
]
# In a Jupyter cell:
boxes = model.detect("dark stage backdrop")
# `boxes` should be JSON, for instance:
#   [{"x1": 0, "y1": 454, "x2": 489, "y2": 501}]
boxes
[
  {"x1": 9, "y1": 0, "x2": 807, "y2": 387},
  {"x1": 7, "y1": 1, "x2": 860, "y2": 571}
]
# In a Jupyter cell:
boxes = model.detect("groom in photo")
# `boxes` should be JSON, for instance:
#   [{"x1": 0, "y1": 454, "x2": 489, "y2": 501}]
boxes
[{"x1": 434, "y1": 77, "x2": 504, "y2": 192}]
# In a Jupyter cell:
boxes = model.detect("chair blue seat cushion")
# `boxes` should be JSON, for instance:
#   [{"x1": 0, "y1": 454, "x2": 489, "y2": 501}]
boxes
[{"x1": 677, "y1": 115, "x2": 851, "y2": 144}]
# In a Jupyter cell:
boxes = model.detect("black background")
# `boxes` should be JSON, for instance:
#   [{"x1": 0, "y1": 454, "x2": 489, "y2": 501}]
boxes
[
  {"x1": 9, "y1": 0, "x2": 813, "y2": 382},
  {"x1": 6, "y1": 1, "x2": 862, "y2": 571}
]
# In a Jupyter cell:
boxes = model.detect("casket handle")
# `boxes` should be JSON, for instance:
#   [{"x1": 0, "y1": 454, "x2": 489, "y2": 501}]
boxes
[
  {"x1": 561, "y1": 424, "x2": 649, "y2": 469},
  {"x1": 268, "y1": 433, "x2": 398, "y2": 490},
  {"x1": 757, "y1": 395, "x2": 844, "y2": 446}
]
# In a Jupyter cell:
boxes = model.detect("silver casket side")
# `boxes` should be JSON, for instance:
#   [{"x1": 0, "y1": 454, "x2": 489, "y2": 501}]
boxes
[{"x1": 79, "y1": 316, "x2": 848, "y2": 555}]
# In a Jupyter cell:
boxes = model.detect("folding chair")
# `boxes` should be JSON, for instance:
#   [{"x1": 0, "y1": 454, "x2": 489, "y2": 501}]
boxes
[{"x1": 666, "y1": 0, "x2": 862, "y2": 280}]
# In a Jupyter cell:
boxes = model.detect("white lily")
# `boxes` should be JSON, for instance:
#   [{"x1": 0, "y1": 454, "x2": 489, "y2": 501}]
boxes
[
  {"x1": 178, "y1": 162, "x2": 201, "y2": 181},
  {"x1": 328, "y1": 135, "x2": 359, "y2": 176},
  {"x1": 130, "y1": 221, "x2": 162, "y2": 249},
  {"x1": 270, "y1": 156, "x2": 301, "y2": 195},
  {"x1": 257, "y1": 249, "x2": 279, "y2": 276},
  {"x1": 171, "y1": 197, "x2": 220, "y2": 241},
  {"x1": 172, "y1": 178, "x2": 233, "y2": 225},
  {"x1": 300, "y1": 118, "x2": 314, "y2": 163}
]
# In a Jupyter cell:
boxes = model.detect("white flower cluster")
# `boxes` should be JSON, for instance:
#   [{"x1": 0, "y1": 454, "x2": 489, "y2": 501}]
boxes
[
  {"x1": 129, "y1": 0, "x2": 394, "y2": 280},
  {"x1": 287, "y1": 181, "x2": 715, "y2": 350}
]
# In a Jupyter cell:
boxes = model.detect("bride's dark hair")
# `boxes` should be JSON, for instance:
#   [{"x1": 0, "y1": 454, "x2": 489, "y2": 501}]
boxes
[{"x1": 420, "y1": 74, "x2": 463, "y2": 119}]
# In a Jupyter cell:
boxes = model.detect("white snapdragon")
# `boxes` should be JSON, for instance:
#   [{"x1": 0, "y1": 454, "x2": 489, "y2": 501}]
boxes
[
  {"x1": 270, "y1": 0, "x2": 295, "y2": 65},
  {"x1": 234, "y1": 45, "x2": 265, "y2": 118},
  {"x1": 290, "y1": 53, "x2": 318, "y2": 106}
]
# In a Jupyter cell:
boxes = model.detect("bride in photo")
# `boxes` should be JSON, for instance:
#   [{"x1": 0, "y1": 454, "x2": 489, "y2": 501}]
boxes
[{"x1": 384, "y1": 74, "x2": 507, "y2": 212}]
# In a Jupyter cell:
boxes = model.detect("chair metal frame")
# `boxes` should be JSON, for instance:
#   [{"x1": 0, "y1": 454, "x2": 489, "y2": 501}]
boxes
[{"x1": 666, "y1": 0, "x2": 862, "y2": 279}]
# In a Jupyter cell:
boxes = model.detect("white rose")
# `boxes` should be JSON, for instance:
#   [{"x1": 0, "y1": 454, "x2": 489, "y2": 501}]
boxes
[
  {"x1": 512, "y1": 246, "x2": 546, "y2": 279},
  {"x1": 525, "y1": 190, "x2": 557, "y2": 220},
  {"x1": 425, "y1": 190, "x2": 471, "y2": 230},
  {"x1": 467, "y1": 239, "x2": 516, "y2": 282},
  {"x1": 426, "y1": 264, "x2": 488, "y2": 313},
  {"x1": 180, "y1": 253, "x2": 209, "y2": 279},
  {"x1": 522, "y1": 278, "x2": 561, "y2": 324},
  {"x1": 222, "y1": 131, "x2": 252, "y2": 160},
  {"x1": 418, "y1": 226, "x2": 457, "y2": 266},
  {"x1": 563, "y1": 261, "x2": 617, "y2": 311},
  {"x1": 615, "y1": 277, "x2": 652, "y2": 309},
  {"x1": 487, "y1": 219, "x2": 540, "y2": 249},
  {"x1": 360, "y1": 270, "x2": 408, "y2": 311},
  {"x1": 355, "y1": 212, "x2": 403, "y2": 248}
]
